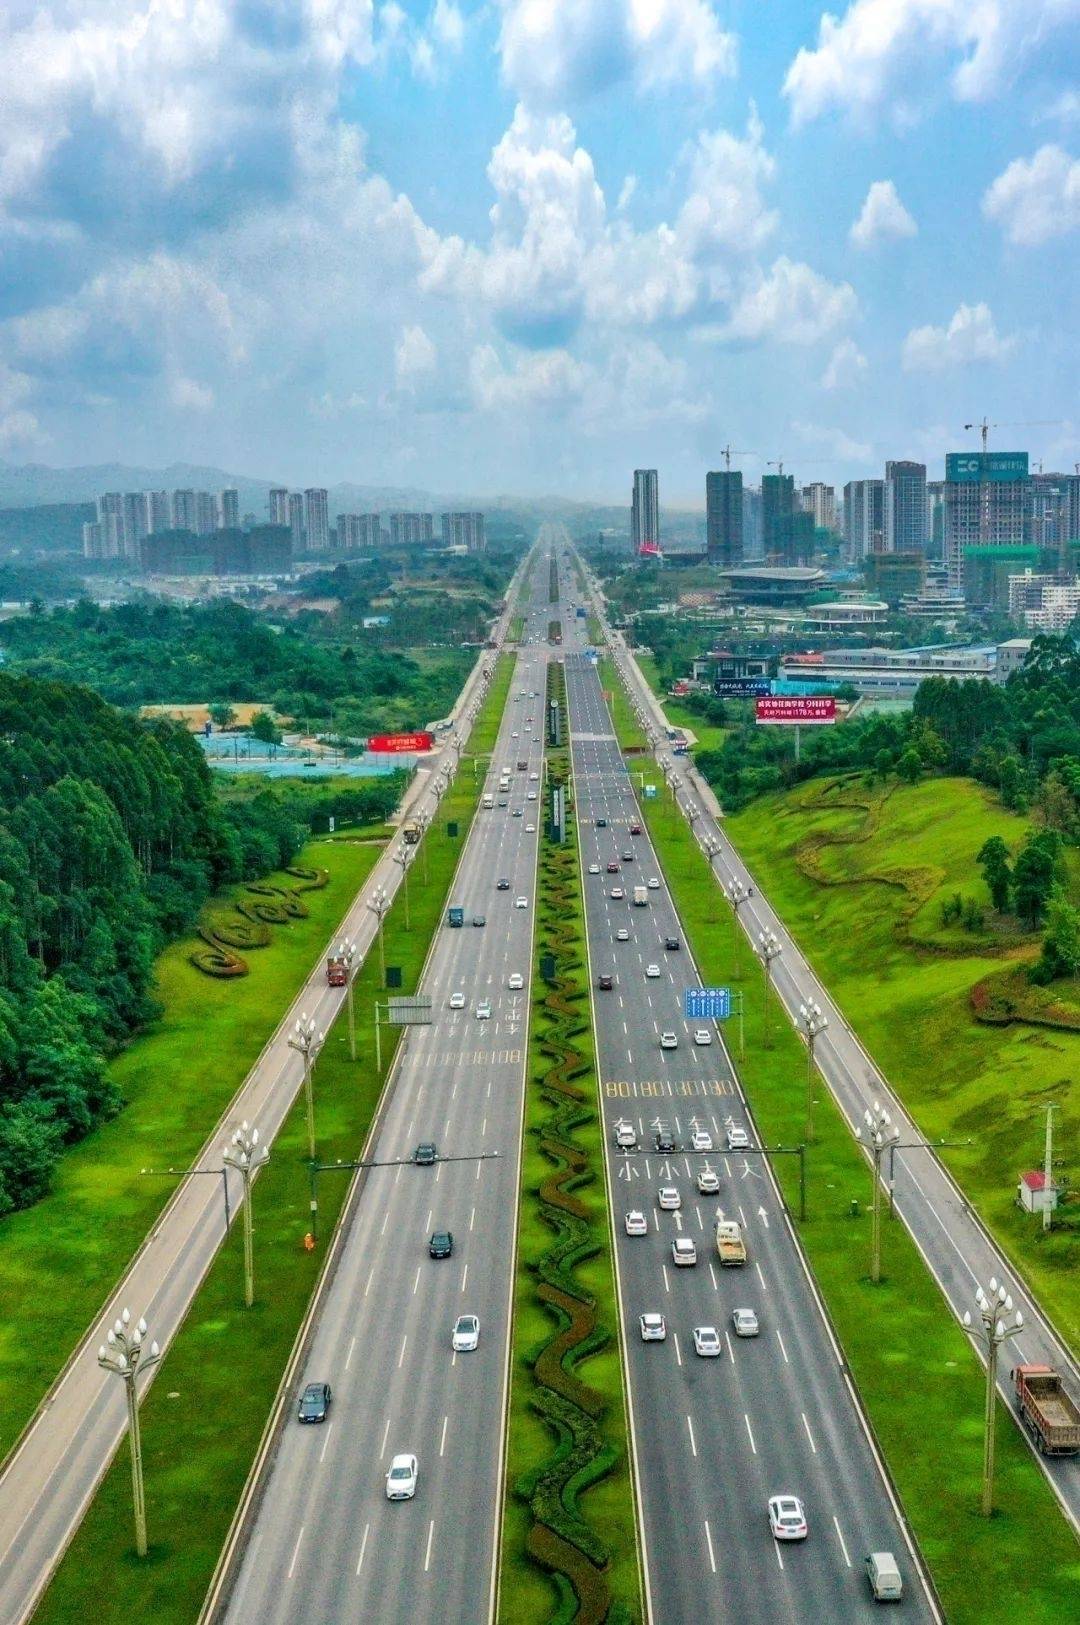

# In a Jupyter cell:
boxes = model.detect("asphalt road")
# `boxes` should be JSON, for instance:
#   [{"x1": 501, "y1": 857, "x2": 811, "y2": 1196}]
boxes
[
  {"x1": 586, "y1": 564, "x2": 1080, "y2": 1537},
  {"x1": 560, "y1": 567, "x2": 936, "y2": 1620},
  {"x1": 224, "y1": 553, "x2": 552, "y2": 1624},
  {"x1": 0, "y1": 565, "x2": 528, "y2": 1625}
]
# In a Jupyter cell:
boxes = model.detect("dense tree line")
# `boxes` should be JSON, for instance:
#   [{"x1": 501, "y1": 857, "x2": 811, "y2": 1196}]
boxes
[{"x1": 0, "y1": 672, "x2": 308, "y2": 1218}]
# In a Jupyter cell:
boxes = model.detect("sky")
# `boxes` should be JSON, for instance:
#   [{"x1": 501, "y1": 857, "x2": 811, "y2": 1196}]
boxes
[{"x1": 0, "y1": 0, "x2": 1077, "y2": 503}]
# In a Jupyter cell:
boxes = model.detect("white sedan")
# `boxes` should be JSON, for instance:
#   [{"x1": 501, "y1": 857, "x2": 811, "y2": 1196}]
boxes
[
  {"x1": 386, "y1": 1453, "x2": 418, "y2": 1500},
  {"x1": 697, "y1": 1166, "x2": 720, "y2": 1194},
  {"x1": 452, "y1": 1314, "x2": 480, "y2": 1352},
  {"x1": 693, "y1": 1029, "x2": 713, "y2": 1047},
  {"x1": 527, "y1": 791, "x2": 538, "y2": 801},
  {"x1": 616, "y1": 927, "x2": 630, "y2": 941},
  {"x1": 449, "y1": 992, "x2": 465, "y2": 1010},
  {"x1": 657, "y1": 1186, "x2": 681, "y2": 1210},
  {"x1": 645, "y1": 963, "x2": 661, "y2": 979},
  {"x1": 515, "y1": 896, "x2": 529, "y2": 909},
  {"x1": 733, "y1": 1308, "x2": 760, "y2": 1338},
  {"x1": 588, "y1": 863, "x2": 601, "y2": 874},
  {"x1": 693, "y1": 1326, "x2": 722, "y2": 1358},
  {"x1": 639, "y1": 1313, "x2": 667, "y2": 1342},
  {"x1": 659, "y1": 1032, "x2": 678, "y2": 1050},
  {"x1": 525, "y1": 823, "x2": 536, "y2": 832},
  {"x1": 768, "y1": 1495, "x2": 807, "y2": 1541},
  {"x1": 647, "y1": 877, "x2": 660, "y2": 890},
  {"x1": 475, "y1": 999, "x2": 491, "y2": 1020},
  {"x1": 624, "y1": 1211, "x2": 648, "y2": 1237},
  {"x1": 615, "y1": 1121, "x2": 638, "y2": 1149},
  {"x1": 508, "y1": 972, "x2": 524, "y2": 990},
  {"x1": 727, "y1": 1125, "x2": 750, "y2": 1151},
  {"x1": 691, "y1": 1127, "x2": 714, "y2": 1152},
  {"x1": 610, "y1": 886, "x2": 625, "y2": 900}
]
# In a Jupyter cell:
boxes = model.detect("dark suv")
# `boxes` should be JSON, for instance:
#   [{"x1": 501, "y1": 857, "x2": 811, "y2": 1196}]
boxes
[
  {"x1": 298, "y1": 1382, "x2": 332, "y2": 1423},
  {"x1": 664, "y1": 936, "x2": 680, "y2": 951},
  {"x1": 429, "y1": 1230, "x2": 454, "y2": 1258},
  {"x1": 654, "y1": 1127, "x2": 678, "y2": 1154},
  {"x1": 598, "y1": 973, "x2": 613, "y2": 991},
  {"x1": 413, "y1": 1142, "x2": 437, "y2": 1166}
]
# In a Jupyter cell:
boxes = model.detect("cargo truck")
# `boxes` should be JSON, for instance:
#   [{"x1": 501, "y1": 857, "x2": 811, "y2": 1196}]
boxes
[
  {"x1": 447, "y1": 906, "x2": 464, "y2": 928},
  {"x1": 1012, "y1": 1365, "x2": 1080, "y2": 1455},
  {"x1": 403, "y1": 821, "x2": 421, "y2": 845},
  {"x1": 715, "y1": 1219, "x2": 747, "y2": 1266},
  {"x1": 326, "y1": 954, "x2": 348, "y2": 987},
  {"x1": 633, "y1": 885, "x2": 648, "y2": 906}
]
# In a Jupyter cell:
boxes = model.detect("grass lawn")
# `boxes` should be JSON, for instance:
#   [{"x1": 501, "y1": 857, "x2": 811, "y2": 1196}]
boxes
[
  {"x1": 598, "y1": 658, "x2": 647, "y2": 753},
  {"x1": 0, "y1": 835, "x2": 383, "y2": 1466},
  {"x1": 725, "y1": 774, "x2": 1080, "y2": 1358},
  {"x1": 635, "y1": 781, "x2": 1080, "y2": 1624},
  {"x1": 634, "y1": 653, "x2": 726, "y2": 752},
  {"x1": 36, "y1": 660, "x2": 514, "y2": 1625}
]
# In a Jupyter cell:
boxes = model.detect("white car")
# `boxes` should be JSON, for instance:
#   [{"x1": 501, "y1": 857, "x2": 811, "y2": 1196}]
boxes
[
  {"x1": 645, "y1": 963, "x2": 661, "y2": 979},
  {"x1": 588, "y1": 863, "x2": 601, "y2": 874},
  {"x1": 647, "y1": 877, "x2": 660, "y2": 890},
  {"x1": 616, "y1": 927, "x2": 629, "y2": 941},
  {"x1": 475, "y1": 999, "x2": 492, "y2": 1020},
  {"x1": 639, "y1": 1313, "x2": 667, "y2": 1342},
  {"x1": 511, "y1": 731, "x2": 519, "y2": 739},
  {"x1": 659, "y1": 1032, "x2": 678, "y2": 1050},
  {"x1": 515, "y1": 896, "x2": 529, "y2": 909},
  {"x1": 691, "y1": 1127, "x2": 714, "y2": 1152},
  {"x1": 452, "y1": 1314, "x2": 480, "y2": 1352},
  {"x1": 527, "y1": 791, "x2": 538, "y2": 801},
  {"x1": 525, "y1": 822, "x2": 536, "y2": 833},
  {"x1": 657, "y1": 1186, "x2": 681, "y2": 1210},
  {"x1": 615, "y1": 1121, "x2": 638, "y2": 1149},
  {"x1": 733, "y1": 1308, "x2": 760, "y2": 1338},
  {"x1": 693, "y1": 1325, "x2": 722, "y2": 1358},
  {"x1": 671, "y1": 1237, "x2": 697, "y2": 1267},
  {"x1": 610, "y1": 886, "x2": 625, "y2": 900},
  {"x1": 768, "y1": 1495, "x2": 808, "y2": 1541},
  {"x1": 693, "y1": 1029, "x2": 713, "y2": 1047},
  {"x1": 727, "y1": 1126, "x2": 750, "y2": 1151},
  {"x1": 624, "y1": 1210, "x2": 648, "y2": 1236},
  {"x1": 529, "y1": 772, "x2": 540, "y2": 782},
  {"x1": 508, "y1": 973, "x2": 524, "y2": 990},
  {"x1": 697, "y1": 1166, "x2": 720, "y2": 1195},
  {"x1": 386, "y1": 1453, "x2": 418, "y2": 1500},
  {"x1": 449, "y1": 991, "x2": 465, "y2": 1010}
]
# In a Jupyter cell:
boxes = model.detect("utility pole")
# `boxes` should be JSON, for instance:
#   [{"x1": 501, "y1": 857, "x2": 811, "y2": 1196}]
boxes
[
  {"x1": 97, "y1": 1308, "x2": 161, "y2": 1557},
  {"x1": 222, "y1": 1120, "x2": 269, "y2": 1307},
  {"x1": 1044, "y1": 1101, "x2": 1058, "y2": 1232},
  {"x1": 964, "y1": 1277, "x2": 1023, "y2": 1516}
]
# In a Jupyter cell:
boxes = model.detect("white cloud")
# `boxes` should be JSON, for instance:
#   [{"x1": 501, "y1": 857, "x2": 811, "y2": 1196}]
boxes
[
  {"x1": 617, "y1": 175, "x2": 638, "y2": 211},
  {"x1": 170, "y1": 375, "x2": 215, "y2": 411},
  {"x1": 675, "y1": 108, "x2": 778, "y2": 260},
  {"x1": 496, "y1": 0, "x2": 736, "y2": 107},
  {"x1": 783, "y1": 0, "x2": 1079, "y2": 127},
  {"x1": 1036, "y1": 89, "x2": 1080, "y2": 127},
  {"x1": 0, "y1": 360, "x2": 34, "y2": 415},
  {"x1": 792, "y1": 418, "x2": 873, "y2": 463},
  {"x1": 0, "y1": 408, "x2": 46, "y2": 452},
  {"x1": 982, "y1": 145, "x2": 1080, "y2": 244},
  {"x1": 821, "y1": 338, "x2": 868, "y2": 389},
  {"x1": 849, "y1": 180, "x2": 917, "y2": 248},
  {"x1": 395, "y1": 323, "x2": 438, "y2": 387},
  {"x1": 431, "y1": 0, "x2": 465, "y2": 51},
  {"x1": 901, "y1": 301, "x2": 1016, "y2": 371},
  {"x1": 717, "y1": 257, "x2": 857, "y2": 345},
  {"x1": 469, "y1": 344, "x2": 588, "y2": 411}
]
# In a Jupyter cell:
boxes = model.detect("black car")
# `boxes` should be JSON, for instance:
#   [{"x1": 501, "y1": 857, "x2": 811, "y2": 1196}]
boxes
[
  {"x1": 298, "y1": 1381, "x2": 332, "y2": 1423},
  {"x1": 654, "y1": 1127, "x2": 678, "y2": 1154},
  {"x1": 596, "y1": 817, "x2": 607, "y2": 828},
  {"x1": 497, "y1": 878, "x2": 511, "y2": 890},
  {"x1": 413, "y1": 1142, "x2": 437, "y2": 1165},
  {"x1": 598, "y1": 973, "x2": 613, "y2": 991},
  {"x1": 472, "y1": 914, "x2": 486, "y2": 927},
  {"x1": 429, "y1": 1230, "x2": 454, "y2": 1258},
  {"x1": 664, "y1": 936, "x2": 680, "y2": 951}
]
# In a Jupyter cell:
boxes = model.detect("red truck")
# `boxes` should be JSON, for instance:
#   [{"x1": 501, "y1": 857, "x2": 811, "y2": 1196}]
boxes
[
  {"x1": 326, "y1": 954, "x2": 348, "y2": 987},
  {"x1": 1013, "y1": 1365, "x2": 1080, "y2": 1455}
]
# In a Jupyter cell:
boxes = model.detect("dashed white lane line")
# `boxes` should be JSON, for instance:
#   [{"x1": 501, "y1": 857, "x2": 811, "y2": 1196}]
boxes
[
  {"x1": 413, "y1": 1266, "x2": 421, "y2": 1296},
  {"x1": 725, "y1": 1330, "x2": 735, "y2": 1362},
  {"x1": 287, "y1": 1525, "x2": 305, "y2": 1580},
  {"x1": 379, "y1": 1416, "x2": 390, "y2": 1456},
  {"x1": 776, "y1": 1329, "x2": 789, "y2": 1364},
  {"x1": 461, "y1": 1263, "x2": 469, "y2": 1293},
  {"x1": 440, "y1": 1414, "x2": 449, "y2": 1457},
  {"x1": 744, "y1": 1413, "x2": 757, "y2": 1455},
  {"x1": 662, "y1": 1264, "x2": 671, "y2": 1294},
  {"x1": 469, "y1": 1205, "x2": 476, "y2": 1231},
  {"x1": 673, "y1": 1331, "x2": 682, "y2": 1367},
  {"x1": 773, "y1": 1540, "x2": 785, "y2": 1572},
  {"x1": 319, "y1": 1420, "x2": 334, "y2": 1463},
  {"x1": 380, "y1": 1209, "x2": 390, "y2": 1237},
  {"x1": 802, "y1": 1412, "x2": 818, "y2": 1454},
  {"x1": 686, "y1": 1415, "x2": 698, "y2": 1458},
  {"x1": 704, "y1": 1520, "x2": 717, "y2": 1574},
  {"x1": 397, "y1": 1334, "x2": 408, "y2": 1369},
  {"x1": 424, "y1": 1520, "x2": 436, "y2": 1572},
  {"x1": 355, "y1": 1521, "x2": 370, "y2": 1575},
  {"x1": 833, "y1": 1515, "x2": 852, "y2": 1567},
  {"x1": 345, "y1": 1334, "x2": 357, "y2": 1370},
  {"x1": 755, "y1": 1261, "x2": 766, "y2": 1291},
  {"x1": 709, "y1": 1263, "x2": 719, "y2": 1291}
]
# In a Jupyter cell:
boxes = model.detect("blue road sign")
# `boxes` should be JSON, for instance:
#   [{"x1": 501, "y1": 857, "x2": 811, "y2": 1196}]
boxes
[{"x1": 684, "y1": 987, "x2": 732, "y2": 1021}]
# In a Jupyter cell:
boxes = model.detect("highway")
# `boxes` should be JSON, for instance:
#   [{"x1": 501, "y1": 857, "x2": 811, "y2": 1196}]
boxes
[
  {"x1": 584, "y1": 561, "x2": 1080, "y2": 1536},
  {"x1": 221, "y1": 552, "x2": 551, "y2": 1623},
  {"x1": 0, "y1": 565, "x2": 527, "y2": 1625},
  {"x1": 560, "y1": 568, "x2": 937, "y2": 1620}
]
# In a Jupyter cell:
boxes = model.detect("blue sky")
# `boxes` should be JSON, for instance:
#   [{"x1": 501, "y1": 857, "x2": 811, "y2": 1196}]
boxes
[{"x1": 0, "y1": 0, "x2": 1077, "y2": 501}]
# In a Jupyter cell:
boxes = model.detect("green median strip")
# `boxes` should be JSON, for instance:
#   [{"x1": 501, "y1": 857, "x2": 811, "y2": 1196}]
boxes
[
  {"x1": 34, "y1": 655, "x2": 514, "y2": 1625},
  {"x1": 597, "y1": 658, "x2": 646, "y2": 754},
  {"x1": 624, "y1": 754, "x2": 1080, "y2": 1625},
  {"x1": 500, "y1": 660, "x2": 641, "y2": 1625}
]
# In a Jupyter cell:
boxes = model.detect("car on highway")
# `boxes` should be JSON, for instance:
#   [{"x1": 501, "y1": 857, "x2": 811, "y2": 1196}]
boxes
[
  {"x1": 693, "y1": 1029, "x2": 712, "y2": 1046},
  {"x1": 639, "y1": 1313, "x2": 667, "y2": 1342},
  {"x1": 472, "y1": 914, "x2": 486, "y2": 927},
  {"x1": 733, "y1": 1308, "x2": 760, "y2": 1338},
  {"x1": 622, "y1": 849, "x2": 634, "y2": 861},
  {"x1": 727, "y1": 1125, "x2": 750, "y2": 1151},
  {"x1": 508, "y1": 972, "x2": 524, "y2": 990},
  {"x1": 497, "y1": 878, "x2": 510, "y2": 890},
  {"x1": 596, "y1": 817, "x2": 607, "y2": 827},
  {"x1": 606, "y1": 861, "x2": 620, "y2": 873},
  {"x1": 615, "y1": 1121, "x2": 638, "y2": 1149},
  {"x1": 511, "y1": 731, "x2": 519, "y2": 738},
  {"x1": 697, "y1": 1166, "x2": 720, "y2": 1194},
  {"x1": 497, "y1": 798, "x2": 508, "y2": 808},
  {"x1": 610, "y1": 886, "x2": 625, "y2": 900},
  {"x1": 654, "y1": 1126, "x2": 677, "y2": 1153},
  {"x1": 659, "y1": 1032, "x2": 678, "y2": 1050},
  {"x1": 476, "y1": 999, "x2": 492, "y2": 1020},
  {"x1": 693, "y1": 1326, "x2": 722, "y2": 1358},
  {"x1": 657, "y1": 1185, "x2": 681, "y2": 1210},
  {"x1": 664, "y1": 935, "x2": 680, "y2": 951},
  {"x1": 588, "y1": 863, "x2": 601, "y2": 874},
  {"x1": 645, "y1": 963, "x2": 660, "y2": 978},
  {"x1": 527, "y1": 791, "x2": 538, "y2": 801},
  {"x1": 630, "y1": 823, "x2": 642, "y2": 835},
  {"x1": 671, "y1": 1237, "x2": 697, "y2": 1267},
  {"x1": 768, "y1": 1495, "x2": 807, "y2": 1541},
  {"x1": 449, "y1": 991, "x2": 465, "y2": 1009},
  {"x1": 512, "y1": 808, "x2": 522, "y2": 817},
  {"x1": 690, "y1": 1127, "x2": 713, "y2": 1152},
  {"x1": 413, "y1": 1142, "x2": 438, "y2": 1165},
  {"x1": 429, "y1": 1230, "x2": 454, "y2": 1258},
  {"x1": 452, "y1": 1314, "x2": 480, "y2": 1352},
  {"x1": 598, "y1": 973, "x2": 613, "y2": 991},
  {"x1": 386, "y1": 1453, "x2": 419, "y2": 1500},
  {"x1": 529, "y1": 772, "x2": 540, "y2": 781},
  {"x1": 616, "y1": 927, "x2": 630, "y2": 941},
  {"x1": 525, "y1": 822, "x2": 536, "y2": 832},
  {"x1": 647, "y1": 877, "x2": 660, "y2": 890},
  {"x1": 298, "y1": 1382, "x2": 332, "y2": 1423},
  {"x1": 624, "y1": 1211, "x2": 648, "y2": 1236}
]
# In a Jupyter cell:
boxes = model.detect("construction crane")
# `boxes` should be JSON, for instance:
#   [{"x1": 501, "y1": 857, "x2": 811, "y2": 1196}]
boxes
[
  {"x1": 717, "y1": 444, "x2": 753, "y2": 472},
  {"x1": 963, "y1": 417, "x2": 1062, "y2": 453},
  {"x1": 766, "y1": 458, "x2": 785, "y2": 477}
]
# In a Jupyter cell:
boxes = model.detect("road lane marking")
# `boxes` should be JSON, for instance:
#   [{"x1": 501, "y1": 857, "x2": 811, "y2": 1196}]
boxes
[
  {"x1": 287, "y1": 1525, "x2": 305, "y2": 1579},
  {"x1": 673, "y1": 1331, "x2": 682, "y2": 1367},
  {"x1": 345, "y1": 1334, "x2": 357, "y2": 1370},
  {"x1": 704, "y1": 1520, "x2": 717, "y2": 1574},
  {"x1": 833, "y1": 1515, "x2": 852, "y2": 1567},
  {"x1": 379, "y1": 1416, "x2": 391, "y2": 1456},
  {"x1": 662, "y1": 1264, "x2": 670, "y2": 1293},
  {"x1": 773, "y1": 1541, "x2": 784, "y2": 1571},
  {"x1": 802, "y1": 1413, "x2": 817, "y2": 1453},
  {"x1": 440, "y1": 1415, "x2": 449, "y2": 1457},
  {"x1": 686, "y1": 1415, "x2": 698, "y2": 1458},
  {"x1": 413, "y1": 1266, "x2": 422, "y2": 1296},
  {"x1": 435, "y1": 1162, "x2": 442, "y2": 1183},
  {"x1": 461, "y1": 1263, "x2": 469, "y2": 1293},
  {"x1": 425, "y1": 1209, "x2": 432, "y2": 1233},
  {"x1": 476, "y1": 1159, "x2": 483, "y2": 1179},
  {"x1": 709, "y1": 1263, "x2": 718, "y2": 1291},
  {"x1": 744, "y1": 1413, "x2": 757, "y2": 1455},
  {"x1": 469, "y1": 1205, "x2": 475, "y2": 1231},
  {"x1": 424, "y1": 1520, "x2": 435, "y2": 1572},
  {"x1": 394, "y1": 1164, "x2": 402, "y2": 1184},
  {"x1": 755, "y1": 1262, "x2": 766, "y2": 1290},
  {"x1": 776, "y1": 1329, "x2": 789, "y2": 1364},
  {"x1": 318, "y1": 1420, "x2": 334, "y2": 1463},
  {"x1": 725, "y1": 1330, "x2": 735, "y2": 1361},
  {"x1": 355, "y1": 1521, "x2": 370, "y2": 1575},
  {"x1": 380, "y1": 1209, "x2": 390, "y2": 1236},
  {"x1": 398, "y1": 1334, "x2": 408, "y2": 1369},
  {"x1": 482, "y1": 1117, "x2": 487, "y2": 1137}
]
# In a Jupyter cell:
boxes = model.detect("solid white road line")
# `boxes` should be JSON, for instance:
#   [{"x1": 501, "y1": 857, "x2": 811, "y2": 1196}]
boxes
[
  {"x1": 686, "y1": 1415, "x2": 698, "y2": 1458},
  {"x1": 744, "y1": 1413, "x2": 757, "y2": 1455},
  {"x1": 287, "y1": 1525, "x2": 305, "y2": 1580},
  {"x1": 704, "y1": 1520, "x2": 717, "y2": 1575},
  {"x1": 424, "y1": 1520, "x2": 435, "y2": 1572},
  {"x1": 345, "y1": 1334, "x2": 357, "y2": 1370},
  {"x1": 833, "y1": 1515, "x2": 852, "y2": 1567},
  {"x1": 776, "y1": 1329, "x2": 789, "y2": 1364},
  {"x1": 773, "y1": 1541, "x2": 784, "y2": 1571},
  {"x1": 355, "y1": 1521, "x2": 370, "y2": 1575},
  {"x1": 801, "y1": 1413, "x2": 817, "y2": 1454}
]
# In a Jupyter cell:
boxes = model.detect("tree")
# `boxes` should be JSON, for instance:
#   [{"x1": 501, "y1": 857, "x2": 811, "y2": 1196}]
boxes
[
  {"x1": 209, "y1": 703, "x2": 236, "y2": 729},
  {"x1": 249, "y1": 710, "x2": 281, "y2": 745},
  {"x1": 873, "y1": 748, "x2": 894, "y2": 781},
  {"x1": 1032, "y1": 888, "x2": 1080, "y2": 984},
  {"x1": 998, "y1": 755, "x2": 1029, "y2": 812},
  {"x1": 896, "y1": 749, "x2": 923, "y2": 784},
  {"x1": 977, "y1": 836, "x2": 1013, "y2": 913},
  {"x1": 1012, "y1": 831, "x2": 1062, "y2": 927},
  {"x1": 1033, "y1": 769, "x2": 1080, "y2": 840}
]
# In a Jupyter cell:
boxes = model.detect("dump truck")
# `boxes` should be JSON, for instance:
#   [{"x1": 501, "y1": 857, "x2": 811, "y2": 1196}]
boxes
[
  {"x1": 632, "y1": 885, "x2": 648, "y2": 906},
  {"x1": 403, "y1": 821, "x2": 421, "y2": 845},
  {"x1": 1012, "y1": 1365, "x2": 1080, "y2": 1455},
  {"x1": 447, "y1": 906, "x2": 464, "y2": 928},
  {"x1": 326, "y1": 953, "x2": 348, "y2": 987},
  {"x1": 715, "y1": 1219, "x2": 747, "y2": 1266}
]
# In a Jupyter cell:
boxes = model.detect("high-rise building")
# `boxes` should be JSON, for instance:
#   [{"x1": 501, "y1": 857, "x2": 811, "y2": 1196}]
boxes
[
  {"x1": 799, "y1": 482, "x2": 836, "y2": 532},
  {"x1": 357, "y1": 513, "x2": 381, "y2": 547},
  {"x1": 742, "y1": 485, "x2": 763, "y2": 559},
  {"x1": 705, "y1": 470, "x2": 743, "y2": 566},
  {"x1": 1066, "y1": 475, "x2": 1080, "y2": 553},
  {"x1": 218, "y1": 488, "x2": 239, "y2": 530},
  {"x1": 269, "y1": 488, "x2": 290, "y2": 526},
  {"x1": 843, "y1": 479, "x2": 885, "y2": 560},
  {"x1": 1029, "y1": 473, "x2": 1070, "y2": 555},
  {"x1": 96, "y1": 493, "x2": 124, "y2": 556},
  {"x1": 761, "y1": 473, "x2": 795, "y2": 559},
  {"x1": 304, "y1": 488, "x2": 330, "y2": 551},
  {"x1": 926, "y1": 481, "x2": 946, "y2": 559},
  {"x1": 171, "y1": 489, "x2": 196, "y2": 532},
  {"x1": 884, "y1": 461, "x2": 927, "y2": 553},
  {"x1": 195, "y1": 490, "x2": 217, "y2": 536},
  {"x1": 82, "y1": 521, "x2": 103, "y2": 559},
  {"x1": 631, "y1": 469, "x2": 659, "y2": 553},
  {"x1": 944, "y1": 451, "x2": 1030, "y2": 595},
  {"x1": 121, "y1": 492, "x2": 148, "y2": 557},
  {"x1": 147, "y1": 490, "x2": 170, "y2": 534},
  {"x1": 441, "y1": 512, "x2": 486, "y2": 551},
  {"x1": 338, "y1": 513, "x2": 360, "y2": 549},
  {"x1": 389, "y1": 512, "x2": 435, "y2": 545},
  {"x1": 288, "y1": 492, "x2": 305, "y2": 551}
]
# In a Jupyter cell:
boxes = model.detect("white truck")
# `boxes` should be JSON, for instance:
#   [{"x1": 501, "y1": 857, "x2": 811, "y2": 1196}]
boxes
[
  {"x1": 715, "y1": 1219, "x2": 747, "y2": 1267},
  {"x1": 632, "y1": 885, "x2": 648, "y2": 907}
]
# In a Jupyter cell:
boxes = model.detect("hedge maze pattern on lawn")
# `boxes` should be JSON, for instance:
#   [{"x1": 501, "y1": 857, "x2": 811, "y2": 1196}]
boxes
[
  {"x1": 190, "y1": 866, "x2": 328, "y2": 978},
  {"x1": 515, "y1": 660, "x2": 630, "y2": 1625}
]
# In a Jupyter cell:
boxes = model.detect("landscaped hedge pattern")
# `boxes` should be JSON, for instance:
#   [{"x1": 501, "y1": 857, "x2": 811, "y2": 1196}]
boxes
[{"x1": 189, "y1": 867, "x2": 328, "y2": 977}]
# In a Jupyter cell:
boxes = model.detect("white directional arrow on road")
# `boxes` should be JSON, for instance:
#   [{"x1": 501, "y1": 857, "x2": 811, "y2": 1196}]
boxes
[{"x1": 757, "y1": 1206, "x2": 770, "y2": 1228}]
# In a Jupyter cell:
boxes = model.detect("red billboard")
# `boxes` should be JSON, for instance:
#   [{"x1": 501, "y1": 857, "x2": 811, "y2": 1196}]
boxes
[
  {"x1": 367, "y1": 731, "x2": 435, "y2": 753},
  {"x1": 755, "y1": 696, "x2": 836, "y2": 726}
]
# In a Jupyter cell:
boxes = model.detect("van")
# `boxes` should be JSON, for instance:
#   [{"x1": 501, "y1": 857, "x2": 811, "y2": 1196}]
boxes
[
  {"x1": 865, "y1": 1553, "x2": 902, "y2": 1602},
  {"x1": 482, "y1": 794, "x2": 494, "y2": 809}
]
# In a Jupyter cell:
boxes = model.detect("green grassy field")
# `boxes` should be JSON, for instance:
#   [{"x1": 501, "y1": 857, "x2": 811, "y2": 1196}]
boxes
[
  {"x1": 598, "y1": 658, "x2": 647, "y2": 753},
  {"x1": 36, "y1": 659, "x2": 514, "y2": 1625},
  {"x1": 634, "y1": 652, "x2": 726, "y2": 752},
  {"x1": 725, "y1": 775, "x2": 1080, "y2": 1357},
  {"x1": 0, "y1": 836, "x2": 383, "y2": 1465},
  {"x1": 595, "y1": 672, "x2": 1080, "y2": 1623}
]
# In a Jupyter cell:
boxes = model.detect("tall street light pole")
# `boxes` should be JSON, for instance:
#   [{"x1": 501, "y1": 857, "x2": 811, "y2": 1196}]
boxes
[
  {"x1": 416, "y1": 810, "x2": 430, "y2": 885},
  {"x1": 757, "y1": 928, "x2": 782, "y2": 1048},
  {"x1": 858, "y1": 1102, "x2": 900, "y2": 1284},
  {"x1": 393, "y1": 847, "x2": 414, "y2": 931},
  {"x1": 288, "y1": 1013, "x2": 325, "y2": 1163},
  {"x1": 223, "y1": 1120, "x2": 269, "y2": 1307},
  {"x1": 332, "y1": 934, "x2": 358, "y2": 1060},
  {"x1": 799, "y1": 1000, "x2": 828, "y2": 1143},
  {"x1": 964, "y1": 1277, "x2": 1023, "y2": 1516},
  {"x1": 97, "y1": 1308, "x2": 160, "y2": 1557},
  {"x1": 366, "y1": 886, "x2": 390, "y2": 987},
  {"x1": 728, "y1": 878, "x2": 749, "y2": 978}
]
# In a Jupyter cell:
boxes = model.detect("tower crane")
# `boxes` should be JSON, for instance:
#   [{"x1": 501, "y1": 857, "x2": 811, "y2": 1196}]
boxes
[
  {"x1": 718, "y1": 444, "x2": 753, "y2": 472},
  {"x1": 963, "y1": 417, "x2": 1062, "y2": 453}
]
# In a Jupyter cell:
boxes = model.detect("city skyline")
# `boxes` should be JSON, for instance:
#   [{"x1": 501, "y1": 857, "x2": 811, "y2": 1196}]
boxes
[{"x1": 0, "y1": 3, "x2": 1076, "y2": 498}]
